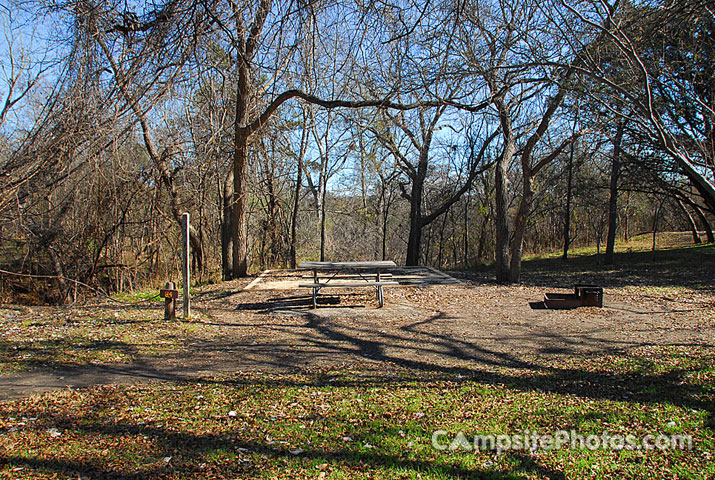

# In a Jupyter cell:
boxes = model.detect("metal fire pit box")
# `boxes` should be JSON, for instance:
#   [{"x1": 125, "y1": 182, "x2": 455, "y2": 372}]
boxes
[
  {"x1": 575, "y1": 284, "x2": 603, "y2": 307},
  {"x1": 544, "y1": 285, "x2": 603, "y2": 309}
]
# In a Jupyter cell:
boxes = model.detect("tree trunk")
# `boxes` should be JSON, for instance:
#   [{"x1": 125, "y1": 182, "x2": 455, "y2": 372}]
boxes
[
  {"x1": 493, "y1": 100, "x2": 515, "y2": 283},
  {"x1": 232, "y1": 129, "x2": 249, "y2": 277},
  {"x1": 562, "y1": 139, "x2": 574, "y2": 260},
  {"x1": 48, "y1": 245, "x2": 69, "y2": 304},
  {"x1": 319, "y1": 183, "x2": 327, "y2": 261},
  {"x1": 268, "y1": 190, "x2": 279, "y2": 265},
  {"x1": 692, "y1": 204, "x2": 714, "y2": 243},
  {"x1": 290, "y1": 121, "x2": 308, "y2": 269},
  {"x1": 221, "y1": 170, "x2": 233, "y2": 280},
  {"x1": 405, "y1": 177, "x2": 424, "y2": 266},
  {"x1": 382, "y1": 189, "x2": 390, "y2": 261},
  {"x1": 672, "y1": 152, "x2": 715, "y2": 215},
  {"x1": 231, "y1": 49, "x2": 252, "y2": 278},
  {"x1": 605, "y1": 121, "x2": 624, "y2": 265},
  {"x1": 463, "y1": 190, "x2": 470, "y2": 267},
  {"x1": 289, "y1": 163, "x2": 302, "y2": 268},
  {"x1": 375, "y1": 187, "x2": 383, "y2": 259},
  {"x1": 406, "y1": 217, "x2": 422, "y2": 265},
  {"x1": 676, "y1": 197, "x2": 701, "y2": 244},
  {"x1": 405, "y1": 140, "x2": 430, "y2": 266}
]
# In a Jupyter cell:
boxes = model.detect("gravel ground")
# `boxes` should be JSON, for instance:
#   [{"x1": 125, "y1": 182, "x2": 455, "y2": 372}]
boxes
[{"x1": 2, "y1": 269, "x2": 714, "y2": 401}]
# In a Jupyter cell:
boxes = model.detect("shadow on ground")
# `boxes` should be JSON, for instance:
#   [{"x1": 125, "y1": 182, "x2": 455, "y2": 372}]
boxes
[{"x1": 1, "y1": 240, "x2": 714, "y2": 478}]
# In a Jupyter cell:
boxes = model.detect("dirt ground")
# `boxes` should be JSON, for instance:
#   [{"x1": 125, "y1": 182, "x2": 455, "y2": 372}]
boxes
[{"x1": 2, "y1": 268, "x2": 713, "y2": 401}]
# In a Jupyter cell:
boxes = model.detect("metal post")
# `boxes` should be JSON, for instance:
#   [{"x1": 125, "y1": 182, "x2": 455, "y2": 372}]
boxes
[{"x1": 182, "y1": 213, "x2": 191, "y2": 319}]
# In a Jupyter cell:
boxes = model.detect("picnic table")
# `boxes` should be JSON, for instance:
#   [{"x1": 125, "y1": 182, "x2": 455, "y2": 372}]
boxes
[{"x1": 298, "y1": 261, "x2": 398, "y2": 308}]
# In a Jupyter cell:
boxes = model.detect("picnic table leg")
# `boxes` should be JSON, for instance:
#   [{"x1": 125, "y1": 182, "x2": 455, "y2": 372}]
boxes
[
  {"x1": 312, "y1": 269, "x2": 318, "y2": 308},
  {"x1": 376, "y1": 268, "x2": 384, "y2": 308}
]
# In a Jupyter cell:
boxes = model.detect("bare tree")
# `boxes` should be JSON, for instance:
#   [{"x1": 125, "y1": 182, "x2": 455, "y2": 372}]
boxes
[
  {"x1": 456, "y1": 0, "x2": 582, "y2": 282},
  {"x1": 374, "y1": 106, "x2": 497, "y2": 265},
  {"x1": 562, "y1": 0, "x2": 715, "y2": 214}
]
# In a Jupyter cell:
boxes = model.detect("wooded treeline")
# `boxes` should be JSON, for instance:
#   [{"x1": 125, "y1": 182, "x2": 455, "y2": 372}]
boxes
[{"x1": 0, "y1": 0, "x2": 713, "y2": 302}]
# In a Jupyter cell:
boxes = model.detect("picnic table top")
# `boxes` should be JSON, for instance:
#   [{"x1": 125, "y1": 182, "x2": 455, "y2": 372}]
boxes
[{"x1": 298, "y1": 261, "x2": 397, "y2": 270}]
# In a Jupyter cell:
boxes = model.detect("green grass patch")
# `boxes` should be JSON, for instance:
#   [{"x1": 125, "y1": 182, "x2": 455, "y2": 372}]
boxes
[
  {"x1": 0, "y1": 346, "x2": 713, "y2": 479},
  {"x1": 504, "y1": 233, "x2": 715, "y2": 291},
  {"x1": 466, "y1": 232, "x2": 715, "y2": 293}
]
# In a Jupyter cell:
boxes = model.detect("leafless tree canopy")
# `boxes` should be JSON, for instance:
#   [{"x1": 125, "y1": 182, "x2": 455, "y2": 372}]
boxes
[{"x1": 0, "y1": 0, "x2": 713, "y2": 301}]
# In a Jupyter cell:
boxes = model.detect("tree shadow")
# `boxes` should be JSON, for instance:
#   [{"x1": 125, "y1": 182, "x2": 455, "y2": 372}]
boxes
[
  {"x1": 3, "y1": 255, "x2": 714, "y2": 478},
  {"x1": 9, "y1": 305, "x2": 710, "y2": 424},
  {"x1": 0, "y1": 416, "x2": 568, "y2": 479}
]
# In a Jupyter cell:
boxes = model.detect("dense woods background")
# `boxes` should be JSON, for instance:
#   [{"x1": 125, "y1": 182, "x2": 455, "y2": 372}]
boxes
[{"x1": 0, "y1": 0, "x2": 713, "y2": 303}]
